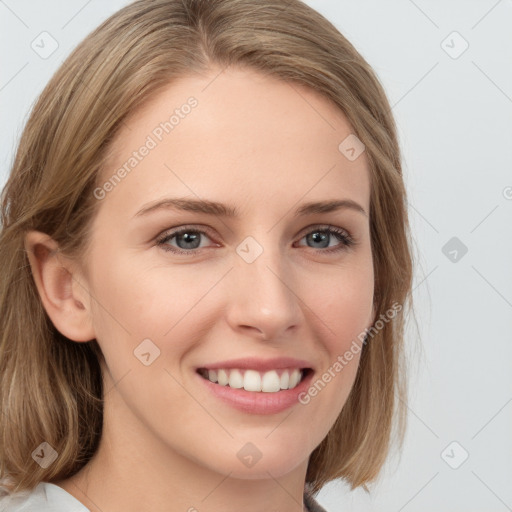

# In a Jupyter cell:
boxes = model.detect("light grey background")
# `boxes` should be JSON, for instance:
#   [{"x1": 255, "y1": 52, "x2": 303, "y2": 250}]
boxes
[{"x1": 1, "y1": 1, "x2": 511, "y2": 511}]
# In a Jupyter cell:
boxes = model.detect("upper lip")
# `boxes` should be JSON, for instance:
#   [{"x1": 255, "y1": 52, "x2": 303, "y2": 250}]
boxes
[{"x1": 197, "y1": 357, "x2": 314, "y2": 372}]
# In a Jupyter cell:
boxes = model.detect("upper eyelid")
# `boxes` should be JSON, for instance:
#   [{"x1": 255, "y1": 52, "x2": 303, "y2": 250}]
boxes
[{"x1": 156, "y1": 224, "x2": 217, "y2": 241}]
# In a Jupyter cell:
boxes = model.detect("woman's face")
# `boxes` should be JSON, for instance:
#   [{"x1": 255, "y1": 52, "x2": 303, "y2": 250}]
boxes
[{"x1": 78, "y1": 66, "x2": 374, "y2": 479}]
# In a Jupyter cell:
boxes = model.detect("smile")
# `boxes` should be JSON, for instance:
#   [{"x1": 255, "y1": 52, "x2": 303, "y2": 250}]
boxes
[{"x1": 197, "y1": 367, "x2": 310, "y2": 392}]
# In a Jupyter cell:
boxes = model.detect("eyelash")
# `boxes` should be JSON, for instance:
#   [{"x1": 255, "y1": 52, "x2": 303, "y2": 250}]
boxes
[{"x1": 155, "y1": 224, "x2": 356, "y2": 256}]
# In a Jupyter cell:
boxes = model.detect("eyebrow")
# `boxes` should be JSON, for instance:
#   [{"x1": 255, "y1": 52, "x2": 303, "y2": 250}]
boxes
[{"x1": 133, "y1": 197, "x2": 368, "y2": 219}]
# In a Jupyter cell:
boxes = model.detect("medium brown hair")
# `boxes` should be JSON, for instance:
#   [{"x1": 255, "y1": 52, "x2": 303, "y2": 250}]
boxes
[{"x1": 0, "y1": 0, "x2": 414, "y2": 497}]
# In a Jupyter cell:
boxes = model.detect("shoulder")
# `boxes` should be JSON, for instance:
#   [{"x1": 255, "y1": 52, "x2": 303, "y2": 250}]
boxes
[
  {"x1": 0, "y1": 482, "x2": 89, "y2": 512},
  {"x1": 0, "y1": 482, "x2": 44, "y2": 512}
]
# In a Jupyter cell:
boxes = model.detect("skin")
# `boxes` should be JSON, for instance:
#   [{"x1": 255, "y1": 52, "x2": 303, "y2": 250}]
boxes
[{"x1": 25, "y1": 66, "x2": 374, "y2": 512}]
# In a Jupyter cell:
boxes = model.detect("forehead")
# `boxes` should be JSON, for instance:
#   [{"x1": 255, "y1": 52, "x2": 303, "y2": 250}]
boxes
[{"x1": 98, "y1": 66, "x2": 370, "y2": 218}]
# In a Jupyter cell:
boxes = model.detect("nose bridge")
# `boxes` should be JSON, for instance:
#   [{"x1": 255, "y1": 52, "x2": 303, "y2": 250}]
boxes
[{"x1": 227, "y1": 231, "x2": 301, "y2": 338}]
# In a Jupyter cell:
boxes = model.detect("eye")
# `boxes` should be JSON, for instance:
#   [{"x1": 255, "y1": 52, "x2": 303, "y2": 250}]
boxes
[
  {"x1": 156, "y1": 224, "x2": 355, "y2": 256},
  {"x1": 294, "y1": 225, "x2": 355, "y2": 254},
  {"x1": 156, "y1": 226, "x2": 218, "y2": 255}
]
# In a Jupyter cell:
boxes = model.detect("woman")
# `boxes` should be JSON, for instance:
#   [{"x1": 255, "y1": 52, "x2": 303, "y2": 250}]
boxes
[{"x1": 0, "y1": 0, "x2": 413, "y2": 510}]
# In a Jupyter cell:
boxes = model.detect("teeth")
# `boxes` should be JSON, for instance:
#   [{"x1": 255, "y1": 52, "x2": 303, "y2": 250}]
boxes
[
  {"x1": 243, "y1": 370, "x2": 262, "y2": 392},
  {"x1": 261, "y1": 370, "x2": 280, "y2": 392},
  {"x1": 217, "y1": 369, "x2": 229, "y2": 386},
  {"x1": 289, "y1": 369, "x2": 301, "y2": 388},
  {"x1": 201, "y1": 368, "x2": 305, "y2": 392},
  {"x1": 280, "y1": 370, "x2": 289, "y2": 389},
  {"x1": 228, "y1": 369, "x2": 244, "y2": 389}
]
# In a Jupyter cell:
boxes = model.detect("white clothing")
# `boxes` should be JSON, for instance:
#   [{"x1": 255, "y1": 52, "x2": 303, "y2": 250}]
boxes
[{"x1": 0, "y1": 481, "x2": 328, "y2": 511}]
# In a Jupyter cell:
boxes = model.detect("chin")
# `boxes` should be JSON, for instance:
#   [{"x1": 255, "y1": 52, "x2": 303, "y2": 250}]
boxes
[{"x1": 206, "y1": 447, "x2": 310, "y2": 480}]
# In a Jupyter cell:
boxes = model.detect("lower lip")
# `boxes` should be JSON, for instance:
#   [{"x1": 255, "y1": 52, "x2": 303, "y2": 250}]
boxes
[{"x1": 196, "y1": 369, "x2": 314, "y2": 415}]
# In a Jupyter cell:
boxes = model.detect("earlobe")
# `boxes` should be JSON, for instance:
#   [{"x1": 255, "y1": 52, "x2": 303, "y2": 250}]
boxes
[{"x1": 24, "y1": 230, "x2": 96, "y2": 342}]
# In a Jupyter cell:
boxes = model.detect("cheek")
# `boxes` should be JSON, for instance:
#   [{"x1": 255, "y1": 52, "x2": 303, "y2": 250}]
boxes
[
  {"x1": 326, "y1": 282, "x2": 374, "y2": 351},
  {"x1": 88, "y1": 248, "x2": 175, "y2": 329},
  {"x1": 299, "y1": 257, "x2": 373, "y2": 408},
  {"x1": 310, "y1": 256, "x2": 374, "y2": 348},
  {"x1": 87, "y1": 250, "x2": 223, "y2": 363}
]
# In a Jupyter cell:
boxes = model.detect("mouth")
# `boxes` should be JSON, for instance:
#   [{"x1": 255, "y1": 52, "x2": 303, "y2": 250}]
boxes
[{"x1": 196, "y1": 367, "x2": 313, "y2": 393}]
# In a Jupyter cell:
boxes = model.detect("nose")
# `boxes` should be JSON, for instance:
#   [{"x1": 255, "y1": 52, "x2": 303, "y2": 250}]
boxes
[{"x1": 224, "y1": 240, "x2": 303, "y2": 342}]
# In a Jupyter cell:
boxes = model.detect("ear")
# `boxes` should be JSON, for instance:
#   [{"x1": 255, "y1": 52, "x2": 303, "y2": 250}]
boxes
[{"x1": 24, "y1": 230, "x2": 96, "y2": 342}]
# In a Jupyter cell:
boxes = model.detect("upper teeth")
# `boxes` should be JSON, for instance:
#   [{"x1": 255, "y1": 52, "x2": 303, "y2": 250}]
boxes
[{"x1": 202, "y1": 368, "x2": 304, "y2": 392}]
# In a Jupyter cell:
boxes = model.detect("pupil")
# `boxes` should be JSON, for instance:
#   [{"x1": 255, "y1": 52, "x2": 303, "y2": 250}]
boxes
[
  {"x1": 309, "y1": 231, "x2": 328, "y2": 248},
  {"x1": 179, "y1": 232, "x2": 199, "y2": 249}
]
